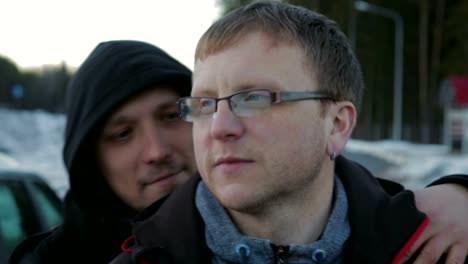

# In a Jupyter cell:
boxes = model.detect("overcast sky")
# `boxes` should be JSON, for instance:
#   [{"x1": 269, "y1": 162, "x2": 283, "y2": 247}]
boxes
[{"x1": 0, "y1": 0, "x2": 220, "y2": 70}]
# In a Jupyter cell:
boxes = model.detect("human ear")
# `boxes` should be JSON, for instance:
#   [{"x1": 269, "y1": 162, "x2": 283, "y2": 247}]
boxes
[{"x1": 326, "y1": 101, "x2": 356, "y2": 157}]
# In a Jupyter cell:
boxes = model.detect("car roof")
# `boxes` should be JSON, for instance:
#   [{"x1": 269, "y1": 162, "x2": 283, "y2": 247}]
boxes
[
  {"x1": 0, "y1": 152, "x2": 19, "y2": 168},
  {"x1": 0, "y1": 169, "x2": 44, "y2": 181},
  {"x1": 0, "y1": 153, "x2": 47, "y2": 183}
]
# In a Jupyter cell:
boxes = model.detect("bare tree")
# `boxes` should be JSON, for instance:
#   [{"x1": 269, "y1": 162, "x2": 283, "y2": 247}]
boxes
[{"x1": 419, "y1": 0, "x2": 429, "y2": 142}]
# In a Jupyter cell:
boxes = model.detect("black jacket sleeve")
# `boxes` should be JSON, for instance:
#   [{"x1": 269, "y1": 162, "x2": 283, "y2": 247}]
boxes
[
  {"x1": 9, "y1": 230, "x2": 53, "y2": 264},
  {"x1": 427, "y1": 174, "x2": 468, "y2": 189}
]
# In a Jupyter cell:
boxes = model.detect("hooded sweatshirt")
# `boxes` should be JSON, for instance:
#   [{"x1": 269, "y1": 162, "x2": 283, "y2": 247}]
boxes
[
  {"x1": 64, "y1": 39, "x2": 191, "y2": 219},
  {"x1": 9, "y1": 40, "x2": 191, "y2": 264}
]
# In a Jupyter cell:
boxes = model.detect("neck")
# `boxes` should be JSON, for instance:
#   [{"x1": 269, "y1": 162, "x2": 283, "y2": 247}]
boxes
[{"x1": 228, "y1": 165, "x2": 335, "y2": 245}]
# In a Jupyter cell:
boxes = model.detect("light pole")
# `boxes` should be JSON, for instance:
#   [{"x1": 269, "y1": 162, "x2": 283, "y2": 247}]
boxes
[{"x1": 352, "y1": 1, "x2": 404, "y2": 141}]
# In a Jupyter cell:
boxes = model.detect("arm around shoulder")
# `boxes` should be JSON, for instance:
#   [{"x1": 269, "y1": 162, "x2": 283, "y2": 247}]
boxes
[
  {"x1": 427, "y1": 174, "x2": 468, "y2": 189},
  {"x1": 401, "y1": 175, "x2": 468, "y2": 263}
]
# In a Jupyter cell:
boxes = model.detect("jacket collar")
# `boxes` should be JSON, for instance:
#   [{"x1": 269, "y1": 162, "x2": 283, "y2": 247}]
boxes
[
  {"x1": 133, "y1": 174, "x2": 210, "y2": 263},
  {"x1": 336, "y1": 156, "x2": 426, "y2": 263},
  {"x1": 133, "y1": 156, "x2": 426, "y2": 263}
]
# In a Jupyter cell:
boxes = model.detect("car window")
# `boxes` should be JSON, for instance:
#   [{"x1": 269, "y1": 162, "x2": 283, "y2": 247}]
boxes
[
  {"x1": 29, "y1": 182, "x2": 62, "y2": 229},
  {"x1": 0, "y1": 183, "x2": 27, "y2": 255}
]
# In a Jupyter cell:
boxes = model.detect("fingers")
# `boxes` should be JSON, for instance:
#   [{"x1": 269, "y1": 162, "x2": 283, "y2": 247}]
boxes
[
  {"x1": 409, "y1": 183, "x2": 468, "y2": 264},
  {"x1": 397, "y1": 218, "x2": 433, "y2": 264},
  {"x1": 412, "y1": 235, "x2": 448, "y2": 264},
  {"x1": 402, "y1": 236, "x2": 468, "y2": 264},
  {"x1": 398, "y1": 244, "x2": 419, "y2": 264},
  {"x1": 445, "y1": 243, "x2": 468, "y2": 264}
]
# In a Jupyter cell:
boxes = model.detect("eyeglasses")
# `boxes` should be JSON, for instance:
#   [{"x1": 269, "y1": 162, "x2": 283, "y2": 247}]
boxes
[{"x1": 177, "y1": 89, "x2": 334, "y2": 122}]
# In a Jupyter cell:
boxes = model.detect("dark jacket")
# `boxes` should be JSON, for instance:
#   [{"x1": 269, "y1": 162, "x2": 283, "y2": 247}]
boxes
[
  {"x1": 9, "y1": 40, "x2": 192, "y2": 264},
  {"x1": 111, "y1": 156, "x2": 468, "y2": 264}
]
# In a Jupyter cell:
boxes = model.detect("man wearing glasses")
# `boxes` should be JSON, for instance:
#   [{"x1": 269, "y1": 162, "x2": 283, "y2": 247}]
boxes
[{"x1": 112, "y1": 1, "x2": 468, "y2": 263}]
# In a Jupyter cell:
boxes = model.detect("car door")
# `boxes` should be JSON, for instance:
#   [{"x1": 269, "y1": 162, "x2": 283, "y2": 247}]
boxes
[{"x1": 0, "y1": 172, "x2": 63, "y2": 263}]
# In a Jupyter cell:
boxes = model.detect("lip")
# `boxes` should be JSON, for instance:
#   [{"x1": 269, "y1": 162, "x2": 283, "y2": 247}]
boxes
[
  {"x1": 214, "y1": 156, "x2": 253, "y2": 166},
  {"x1": 213, "y1": 156, "x2": 254, "y2": 174},
  {"x1": 144, "y1": 171, "x2": 179, "y2": 187}
]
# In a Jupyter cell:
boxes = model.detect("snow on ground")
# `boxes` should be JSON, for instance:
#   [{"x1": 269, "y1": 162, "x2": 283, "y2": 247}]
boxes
[
  {"x1": 0, "y1": 108, "x2": 67, "y2": 197},
  {"x1": 1, "y1": 107, "x2": 467, "y2": 198},
  {"x1": 345, "y1": 140, "x2": 468, "y2": 189}
]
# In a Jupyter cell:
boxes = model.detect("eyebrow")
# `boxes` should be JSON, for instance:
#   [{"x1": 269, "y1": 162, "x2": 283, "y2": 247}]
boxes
[
  {"x1": 104, "y1": 101, "x2": 178, "y2": 127},
  {"x1": 193, "y1": 82, "x2": 281, "y2": 97}
]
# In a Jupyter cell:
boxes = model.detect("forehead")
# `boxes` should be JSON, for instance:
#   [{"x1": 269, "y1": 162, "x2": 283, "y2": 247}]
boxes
[
  {"x1": 193, "y1": 32, "x2": 315, "y2": 96},
  {"x1": 107, "y1": 86, "x2": 180, "y2": 121}
]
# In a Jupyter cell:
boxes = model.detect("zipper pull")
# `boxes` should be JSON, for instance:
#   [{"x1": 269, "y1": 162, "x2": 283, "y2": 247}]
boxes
[{"x1": 271, "y1": 243, "x2": 290, "y2": 264}]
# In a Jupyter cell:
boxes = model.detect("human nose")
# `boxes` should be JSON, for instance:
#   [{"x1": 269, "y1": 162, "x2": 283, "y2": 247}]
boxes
[
  {"x1": 141, "y1": 125, "x2": 171, "y2": 164},
  {"x1": 209, "y1": 100, "x2": 245, "y2": 141}
]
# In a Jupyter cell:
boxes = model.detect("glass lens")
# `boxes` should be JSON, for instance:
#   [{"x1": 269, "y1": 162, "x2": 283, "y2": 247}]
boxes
[
  {"x1": 232, "y1": 90, "x2": 271, "y2": 116},
  {"x1": 178, "y1": 99, "x2": 193, "y2": 121},
  {"x1": 179, "y1": 97, "x2": 217, "y2": 121},
  {"x1": 199, "y1": 98, "x2": 216, "y2": 114}
]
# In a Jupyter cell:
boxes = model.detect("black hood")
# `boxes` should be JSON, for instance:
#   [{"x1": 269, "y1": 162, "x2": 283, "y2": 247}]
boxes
[{"x1": 63, "y1": 40, "x2": 191, "y2": 218}]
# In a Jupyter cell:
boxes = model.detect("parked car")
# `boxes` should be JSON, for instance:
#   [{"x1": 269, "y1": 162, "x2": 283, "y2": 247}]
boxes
[{"x1": 0, "y1": 153, "x2": 63, "y2": 263}]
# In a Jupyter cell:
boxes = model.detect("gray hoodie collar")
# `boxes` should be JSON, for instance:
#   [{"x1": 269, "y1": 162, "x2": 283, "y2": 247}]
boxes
[{"x1": 195, "y1": 175, "x2": 350, "y2": 264}]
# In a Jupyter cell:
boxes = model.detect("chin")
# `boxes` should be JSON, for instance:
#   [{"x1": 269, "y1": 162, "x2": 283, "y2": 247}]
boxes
[{"x1": 214, "y1": 185, "x2": 261, "y2": 212}]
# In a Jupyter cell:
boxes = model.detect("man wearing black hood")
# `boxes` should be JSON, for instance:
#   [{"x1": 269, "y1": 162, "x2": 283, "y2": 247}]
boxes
[{"x1": 9, "y1": 40, "x2": 197, "y2": 264}]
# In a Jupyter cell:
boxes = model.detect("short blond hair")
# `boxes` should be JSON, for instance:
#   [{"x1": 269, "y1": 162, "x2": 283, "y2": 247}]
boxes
[{"x1": 195, "y1": 0, "x2": 364, "y2": 110}]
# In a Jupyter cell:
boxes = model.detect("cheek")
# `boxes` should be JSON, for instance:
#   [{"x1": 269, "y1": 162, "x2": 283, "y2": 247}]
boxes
[
  {"x1": 252, "y1": 114, "x2": 303, "y2": 145},
  {"x1": 267, "y1": 115, "x2": 326, "y2": 154},
  {"x1": 99, "y1": 155, "x2": 135, "y2": 204},
  {"x1": 173, "y1": 128, "x2": 198, "y2": 170},
  {"x1": 97, "y1": 142, "x2": 138, "y2": 182},
  {"x1": 100, "y1": 153, "x2": 132, "y2": 185},
  {"x1": 173, "y1": 126, "x2": 195, "y2": 153},
  {"x1": 96, "y1": 145, "x2": 115, "y2": 177},
  {"x1": 192, "y1": 123, "x2": 210, "y2": 172},
  {"x1": 192, "y1": 123, "x2": 207, "y2": 152}
]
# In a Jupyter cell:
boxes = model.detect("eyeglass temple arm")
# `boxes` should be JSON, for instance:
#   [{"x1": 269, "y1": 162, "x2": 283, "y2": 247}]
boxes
[{"x1": 273, "y1": 91, "x2": 333, "y2": 103}]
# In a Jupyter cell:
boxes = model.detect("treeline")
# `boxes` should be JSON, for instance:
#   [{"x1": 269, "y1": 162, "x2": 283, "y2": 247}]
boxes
[
  {"x1": 219, "y1": 0, "x2": 468, "y2": 143},
  {"x1": 0, "y1": 55, "x2": 72, "y2": 113}
]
